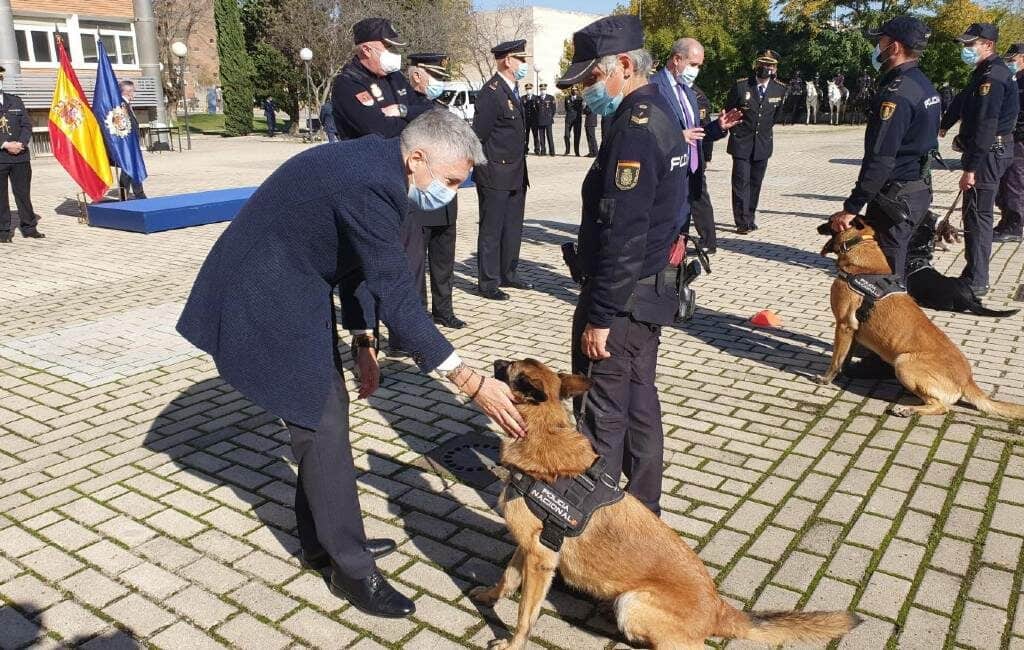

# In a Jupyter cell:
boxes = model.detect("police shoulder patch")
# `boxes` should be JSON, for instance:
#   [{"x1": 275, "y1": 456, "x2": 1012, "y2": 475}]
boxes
[
  {"x1": 629, "y1": 103, "x2": 650, "y2": 127},
  {"x1": 488, "y1": 81, "x2": 498, "y2": 90},
  {"x1": 980, "y1": 82, "x2": 991, "y2": 96},
  {"x1": 615, "y1": 160, "x2": 641, "y2": 190},
  {"x1": 880, "y1": 101, "x2": 897, "y2": 120},
  {"x1": 356, "y1": 91, "x2": 373, "y2": 107}
]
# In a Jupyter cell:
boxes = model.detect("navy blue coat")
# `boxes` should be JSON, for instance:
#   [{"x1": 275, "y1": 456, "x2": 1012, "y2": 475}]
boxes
[{"x1": 177, "y1": 136, "x2": 453, "y2": 429}]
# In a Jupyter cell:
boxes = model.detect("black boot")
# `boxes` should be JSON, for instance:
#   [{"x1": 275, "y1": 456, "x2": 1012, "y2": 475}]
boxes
[{"x1": 330, "y1": 568, "x2": 415, "y2": 618}]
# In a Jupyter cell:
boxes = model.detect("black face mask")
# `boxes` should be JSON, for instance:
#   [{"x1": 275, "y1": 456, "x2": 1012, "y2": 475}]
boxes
[{"x1": 756, "y1": 66, "x2": 775, "y2": 80}]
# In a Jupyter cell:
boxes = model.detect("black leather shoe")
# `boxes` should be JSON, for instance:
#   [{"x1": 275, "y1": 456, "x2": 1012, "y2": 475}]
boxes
[
  {"x1": 479, "y1": 288, "x2": 510, "y2": 301},
  {"x1": 301, "y1": 538, "x2": 397, "y2": 570},
  {"x1": 433, "y1": 314, "x2": 466, "y2": 329},
  {"x1": 0, "y1": 231, "x2": 12, "y2": 243},
  {"x1": 993, "y1": 231, "x2": 1022, "y2": 243},
  {"x1": 501, "y1": 280, "x2": 534, "y2": 290},
  {"x1": 843, "y1": 354, "x2": 896, "y2": 380},
  {"x1": 22, "y1": 231, "x2": 45, "y2": 239},
  {"x1": 736, "y1": 227, "x2": 751, "y2": 235},
  {"x1": 329, "y1": 568, "x2": 415, "y2": 618}
]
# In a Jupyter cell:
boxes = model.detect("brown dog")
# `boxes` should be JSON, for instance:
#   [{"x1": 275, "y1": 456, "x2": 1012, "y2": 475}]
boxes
[
  {"x1": 471, "y1": 358, "x2": 859, "y2": 649},
  {"x1": 817, "y1": 221, "x2": 1024, "y2": 418}
]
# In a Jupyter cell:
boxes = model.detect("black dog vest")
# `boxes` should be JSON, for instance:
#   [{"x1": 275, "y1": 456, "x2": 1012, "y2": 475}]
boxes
[
  {"x1": 507, "y1": 457, "x2": 624, "y2": 552},
  {"x1": 838, "y1": 271, "x2": 906, "y2": 323}
]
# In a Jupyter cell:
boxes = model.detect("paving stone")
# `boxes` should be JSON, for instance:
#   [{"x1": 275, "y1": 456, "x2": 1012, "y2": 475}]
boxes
[
  {"x1": 857, "y1": 571, "x2": 911, "y2": 620},
  {"x1": 164, "y1": 586, "x2": 237, "y2": 630},
  {"x1": 77, "y1": 540, "x2": 143, "y2": 575},
  {"x1": 60, "y1": 568, "x2": 129, "y2": 608},
  {"x1": 913, "y1": 569, "x2": 963, "y2": 615},
  {"x1": 899, "y1": 607, "x2": 951, "y2": 649},
  {"x1": 0, "y1": 574, "x2": 63, "y2": 609},
  {"x1": 119, "y1": 562, "x2": 188, "y2": 600},
  {"x1": 179, "y1": 557, "x2": 248, "y2": 595},
  {"x1": 40, "y1": 600, "x2": 109, "y2": 641},
  {"x1": 0, "y1": 525, "x2": 46, "y2": 557},
  {"x1": 228, "y1": 581, "x2": 300, "y2": 621},
  {"x1": 968, "y1": 566, "x2": 1015, "y2": 609},
  {"x1": 957, "y1": 601, "x2": 1009, "y2": 650},
  {"x1": 19, "y1": 545, "x2": 84, "y2": 581},
  {"x1": 150, "y1": 621, "x2": 224, "y2": 650},
  {"x1": 720, "y1": 557, "x2": 772, "y2": 600},
  {"x1": 280, "y1": 608, "x2": 359, "y2": 648}
]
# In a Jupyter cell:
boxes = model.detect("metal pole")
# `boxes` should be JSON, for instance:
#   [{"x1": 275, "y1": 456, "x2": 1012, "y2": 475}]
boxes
[
  {"x1": 0, "y1": 0, "x2": 21, "y2": 75},
  {"x1": 133, "y1": 0, "x2": 167, "y2": 124},
  {"x1": 304, "y1": 59, "x2": 312, "y2": 137},
  {"x1": 179, "y1": 55, "x2": 191, "y2": 150}
]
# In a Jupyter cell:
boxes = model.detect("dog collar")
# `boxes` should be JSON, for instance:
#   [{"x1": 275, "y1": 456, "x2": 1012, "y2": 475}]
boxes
[{"x1": 836, "y1": 233, "x2": 874, "y2": 254}]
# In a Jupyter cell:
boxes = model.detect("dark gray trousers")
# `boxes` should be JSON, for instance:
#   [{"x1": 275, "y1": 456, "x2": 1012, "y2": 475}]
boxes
[
  {"x1": 476, "y1": 185, "x2": 526, "y2": 293},
  {"x1": 285, "y1": 374, "x2": 374, "y2": 580},
  {"x1": 571, "y1": 294, "x2": 664, "y2": 515},
  {"x1": 962, "y1": 148, "x2": 1013, "y2": 288}
]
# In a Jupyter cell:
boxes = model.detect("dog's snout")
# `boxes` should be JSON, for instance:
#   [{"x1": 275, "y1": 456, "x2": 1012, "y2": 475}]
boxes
[{"x1": 493, "y1": 359, "x2": 511, "y2": 382}]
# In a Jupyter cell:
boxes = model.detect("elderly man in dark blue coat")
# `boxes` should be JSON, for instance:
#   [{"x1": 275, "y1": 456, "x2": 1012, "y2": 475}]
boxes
[{"x1": 177, "y1": 109, "x2": 525, "y2": 619}]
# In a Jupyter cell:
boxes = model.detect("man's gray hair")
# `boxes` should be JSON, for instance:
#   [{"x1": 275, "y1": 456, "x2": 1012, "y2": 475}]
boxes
[
  {"x1": 671, "y1": 38, "x2": 703, "y2": 59},
  {"x1": 119, "y1": 79, "x2": 135, "y2": 89},
  {"x1": 401, "y1": 109, "x2": 486, "y2": 165},
  {"x1": 596, "y1": 48, "x2": 654, "y2": 78}
]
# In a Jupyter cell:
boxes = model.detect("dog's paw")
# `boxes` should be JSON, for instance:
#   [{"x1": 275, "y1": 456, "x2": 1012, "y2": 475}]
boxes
[
  {"x1": 469, "y1": 585, "x2": 500, "y2": 606},
  {"x1": 488, "y1": 639, "x2": 513, "y2": 650},
  {"x1": 889, "y1": 404, "x2": 913, "y2": 417},
  {"x1": 815, "y1": 374, "x2": 834, "y2": 385}
]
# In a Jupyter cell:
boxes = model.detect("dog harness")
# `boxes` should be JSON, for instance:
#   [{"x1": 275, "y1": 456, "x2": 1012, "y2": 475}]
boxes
[
  {"x1": 507, "y1": 457, "x2": 624, "y2": 552},
  {"x1": 838, "y1": 270, "x2": 906, "y2": 323}
]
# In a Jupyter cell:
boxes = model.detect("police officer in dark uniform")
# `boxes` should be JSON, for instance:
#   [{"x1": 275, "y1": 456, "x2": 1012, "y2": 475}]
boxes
[
  {"x1": 406, "y1": 53, "x2": 466, "y2": 329},
  {"x1": 583, "y1": 104, "x2": 599, "y2": 156},
  {"x1": 1, "y1": 66, "x2": 43, "y2": 243},
  {"x1": 691, "y1": 83, "x2": 719, "y2": 252},
  {"x1": 331, "y1": 18, "x2": 428, "y2": 140},
  {"x1": 472, "y1": 40, "x2": 534, "y2": 300},
  {"x1": 558, "y1": 15, "x2": 688, "y2": 514},
  {"x1": 950, "y1": 23, "x2": 1019, "y2": 296},
  {"x1": 522, "y1": 83, "x2": 538, "y2": 153},
  {"x1": 725, "y1": 50, "x2": 787, "y2": 234},
  {"x1": 994, "y1": 42, "x2": 1024, "y2": 243},
  {"x1": 563, "y1": 87, "x2": 584, "y2": 155},
  {"x1": 536, "y1": 83, "x2": 557, "y2": 156},
  {"x1": 786, "y1": 71, "x2": 805, "y2": 125},
  {"x1": 829, "y1": 16, "x2": 941, "y2": 378}
]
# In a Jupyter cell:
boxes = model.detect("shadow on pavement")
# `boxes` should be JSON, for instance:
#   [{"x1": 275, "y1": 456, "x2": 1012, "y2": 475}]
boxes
[
  {"x1": 0, "y1": 601, "x2": 142, "y2": 649},
  {"x1": 715, "y1": 236, "x2": 834, "y2": 271}
]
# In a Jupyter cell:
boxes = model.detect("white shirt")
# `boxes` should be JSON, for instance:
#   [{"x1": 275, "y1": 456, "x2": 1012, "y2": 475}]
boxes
[{"x1": 667, "y1": 71, "x2": 697, "y2": 126}]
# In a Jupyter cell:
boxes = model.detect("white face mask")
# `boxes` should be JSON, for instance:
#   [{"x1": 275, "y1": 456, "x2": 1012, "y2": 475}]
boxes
[{"x1": 379, "y1": 49, "x2": 401, "y2": 74}]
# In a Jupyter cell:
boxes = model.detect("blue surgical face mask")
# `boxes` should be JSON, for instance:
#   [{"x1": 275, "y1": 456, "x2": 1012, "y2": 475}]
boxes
[
  {"x1": 872, "y1": 42, "x2": 894, "y2": 72},
  {"x1": 679, "y1": 65, "x2": 700, "y2": 87},
  {"x1": 961, "y1": 46, "x2": 981, "y2": 66},
  {"x1": 514, "y1": 61, "x2": 529, "y2": 80},
  {"x1": 408, "y1": 157, "x2": 456, "y2": 211},
  {"x1": 425, "y1": 77, "x2": 444, "y2": 101},
  {"x1": 583, "y1": 80, "x2": 623, "y2": 117},
  {"x1": 1007, "y1": 60, "x2": 1020, "y2": 74}
]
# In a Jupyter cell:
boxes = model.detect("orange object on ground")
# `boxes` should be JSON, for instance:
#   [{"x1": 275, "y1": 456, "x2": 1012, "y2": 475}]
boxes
[{"x1": 750, "y1": 310, "x2": 782, "y2": 327}]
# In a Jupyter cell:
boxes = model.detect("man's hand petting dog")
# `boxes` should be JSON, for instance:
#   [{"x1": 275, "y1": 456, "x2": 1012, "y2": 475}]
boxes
[
  {"x1": 449, "y1": 364, "x2": 526, "y2": 438},
  {"x1": 829, "y1": 210, "x2": 857, "y2": 232}
]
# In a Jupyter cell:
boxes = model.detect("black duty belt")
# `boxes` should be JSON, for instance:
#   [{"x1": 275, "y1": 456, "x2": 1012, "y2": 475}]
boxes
[
  {"x1": 507, "y1": 456, "x2": 624, "y2": 552},
  {"x1": 838, "y1": 271, "x2": 906, "y2": 323}
]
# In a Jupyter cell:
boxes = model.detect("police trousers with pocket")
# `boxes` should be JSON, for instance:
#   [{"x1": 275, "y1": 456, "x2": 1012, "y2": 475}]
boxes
[
  {"x1": 571, "y1": 290, "x2": 664, "y2": 515},
  {"x1": 962, "y1": 147, "x2": 1013, "y2": 288},
  {"x1": 863, "y1": 185, "x2": 931, "y2": 281}
]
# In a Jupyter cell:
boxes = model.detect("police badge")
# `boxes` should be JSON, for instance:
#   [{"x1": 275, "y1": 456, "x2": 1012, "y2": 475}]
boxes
[
  {"x1": 615, "y1": 160, "x2": 641, "y2": 190},
  {"x1": 370, "y1": 83, "x2": 383, "y2": 100},
  {"x1": 0, "y1": 115, "x2": 8, "y2": 136},
  {"x1": 980, "y1": 82, "x2": 991, "y2": 96},
  {"x1": 880, "y1": 101, "x2": 897, "y2": 121}
]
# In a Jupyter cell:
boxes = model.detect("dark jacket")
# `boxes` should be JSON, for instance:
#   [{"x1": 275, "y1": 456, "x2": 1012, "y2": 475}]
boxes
[
  {"x1": 176, "y1": 136, "x2": 453, "y2": 429},
  {"x1": 955, "y1": 54, "x2": 1019, "y2": 172},
  {"x1": 725, "y1": 76, "x2": 787, "y2": 160},
  {"x1": 842, "y1": 62, "x2": 940, "y2": 215},
  {"x1": 535, "y1": 93, "x2": 556, "y2": 126},
  {"x1": 472, "y1": 73, "x2": 529, "y2": 191},
  {"x1": 331, "y1": 57, "x2": 428, "y2": 139},
  {"x1": 578, "y1": 84, "x2": 688, "y2": 327},
  {"x1": 649, "y1": 68, "x2": 726, "y2": 175},
  {"x1": 565, "y1": 95, "x2": 583, "y2": 122},
  {"x1": 0, "y1": 92, "x2": 33, "y2": 164}
]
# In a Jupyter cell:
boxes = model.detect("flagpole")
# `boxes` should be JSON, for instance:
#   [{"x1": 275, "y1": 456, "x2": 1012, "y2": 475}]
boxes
[{"x1": 78, "y1": 192, "x2": 89, "y2": 224}]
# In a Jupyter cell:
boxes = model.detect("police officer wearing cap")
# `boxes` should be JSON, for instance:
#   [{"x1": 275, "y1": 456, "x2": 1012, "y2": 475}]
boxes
[
  {"x1": 829, "y1": 16, "x2": 941, "y2": 378},
  {"x1": 994, "y1": 42, "x2": 1024, "y2": 243},
  {"x1": 564, "y1": 87, "x2": 584, "y2": 155},
  {"x1": 725, "y1": 50, "x2": 787, "y2": 234},
  {"x1": 1, "y1": 65, "x2": 43, "y2": 244},
  {"x1": 522, "y1": 83, "x2": 538, "y2": 153},
  {"x1": 559, "y1": 15, "x2": 688, "y2": 514},
  {"x1": 945, "y1": 23, "x2": 1019, "y2": 296},
  {"x1": 472, "y1": 40, "x2": 534, "y2": 300},
  {"x1": 331, "y1": 18, "x2": 425, "y2": 140},
  {"x1": 535, "y1": 83, "x2": 557, "y2": 156},
  {"x1": 405, "y1": 53, "x2": 466, "y2": 329}
]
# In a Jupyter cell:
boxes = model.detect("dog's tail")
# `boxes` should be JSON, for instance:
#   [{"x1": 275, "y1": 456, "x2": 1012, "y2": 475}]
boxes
[
  {"x1": 967, "y1": 304, "x2": 1021, "y2": 318},
  {"x1": 962, "y1": 381, "x2": 1024, "y2": 420},
  {"x1": 714, "y1": 601, "x2": 861, "y2": 644}
]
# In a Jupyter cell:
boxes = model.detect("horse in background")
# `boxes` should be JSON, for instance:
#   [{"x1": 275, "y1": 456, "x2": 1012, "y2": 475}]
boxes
[
  {"x1": 827, "y1": 81, "x2": 843, "y2": 124},
  {"x1": 806, "y1": 81, "x2": 819, "y2": 124}
]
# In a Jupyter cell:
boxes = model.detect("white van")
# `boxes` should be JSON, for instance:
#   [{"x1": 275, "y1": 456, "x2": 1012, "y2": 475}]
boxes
[{"x1": 439, "y1": 82, "x2": 479, "y2": 122}]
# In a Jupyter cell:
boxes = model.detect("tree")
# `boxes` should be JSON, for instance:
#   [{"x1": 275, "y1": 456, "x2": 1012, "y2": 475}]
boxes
[
  {"x1": 154, "y1": 0, "x2": 212, "y2": 111},
  {"x1": 214, "y1": 0, "x2": 255, "y2": 135},
  {"x1": 465, "y1": 1, "x2": 534, "y2": 84}
]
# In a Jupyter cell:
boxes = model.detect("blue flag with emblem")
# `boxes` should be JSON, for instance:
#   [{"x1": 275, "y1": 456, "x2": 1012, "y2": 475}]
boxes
[{"x1": 92, "y1": 38, "x2": 148, "y2": 184}]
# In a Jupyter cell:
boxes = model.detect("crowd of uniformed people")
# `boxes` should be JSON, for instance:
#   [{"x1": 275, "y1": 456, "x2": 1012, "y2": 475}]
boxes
[{"x1": 41, "y1": 10, "x2": 1011, "y2": 621}]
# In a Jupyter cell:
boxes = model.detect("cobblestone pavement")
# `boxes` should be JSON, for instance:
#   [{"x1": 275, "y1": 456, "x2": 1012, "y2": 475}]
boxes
[{"x1": 2, "y1": 123, "x2": 1023, "y2": 650}]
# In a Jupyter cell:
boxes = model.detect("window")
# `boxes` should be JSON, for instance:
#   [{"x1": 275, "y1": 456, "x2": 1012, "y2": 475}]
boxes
[
  {"x1": 13, "y1": 22, "x2": 69, "y2": 65},
  {"x1": 79, "y1": 21, "x2": 137, "y2": 67}
]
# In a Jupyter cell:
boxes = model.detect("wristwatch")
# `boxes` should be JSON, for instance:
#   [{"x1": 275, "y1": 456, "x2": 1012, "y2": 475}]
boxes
[
  {"x1": 398, "y1": 104, "x2": 408, "y2": 118},
  {"x1": 351, "y1": 333, "x2": 378, "y2": 351}
]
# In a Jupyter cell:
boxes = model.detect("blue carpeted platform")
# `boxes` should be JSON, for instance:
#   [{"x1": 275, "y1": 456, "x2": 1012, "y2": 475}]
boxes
[{"x1": 86, "y1": 187, "x2": 257, "y2": 234}]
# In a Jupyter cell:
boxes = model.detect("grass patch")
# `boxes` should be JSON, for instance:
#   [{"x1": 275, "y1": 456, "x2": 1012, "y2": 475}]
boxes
[{"x1": 169, "y1": 113, "x2": 290, "y2": 136}]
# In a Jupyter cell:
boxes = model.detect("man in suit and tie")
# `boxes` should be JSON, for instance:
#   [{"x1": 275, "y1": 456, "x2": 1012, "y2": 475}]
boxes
[
  {"x1": 472, "y1": 40, "x2": 534, "y2": 300},
  {"x1": 650, "y1": 38, "x2": 743, "y2": 252},
  {"x1": 1, "y1": 65, "x2": 43, "y2": 243},
  {"x1": 177, "y1": 109, "x2": 525, "y2": 619},
  {"x1": 118, "y1": 80, "x2": 147, "y2": 200},
  {"x1": 725, "y1": 50, "x2": 788, "y2": 234}
]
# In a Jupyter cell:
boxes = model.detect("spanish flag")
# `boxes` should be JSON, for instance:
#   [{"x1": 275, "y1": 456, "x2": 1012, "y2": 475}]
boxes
[{"x1": 48, "y1": 36, "x2": 112, "y2": 202}]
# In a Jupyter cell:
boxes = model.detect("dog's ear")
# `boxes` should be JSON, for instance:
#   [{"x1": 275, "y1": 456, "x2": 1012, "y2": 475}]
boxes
[
  {"x1": 816, "y1": 222, "x2": 832, "y2": 236},
  {"x1": 820, "y1": 239, "x2": 834, "y2": 257},
  {"x1": 558, "y1": 373, "x2": 592, "y2": 399},
  {"x1": 852, "y1": 217, "x2": 866, "y2": 229},
  {"x1": 513, "y1": 374, "x2": 548, "y2": 403}
]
